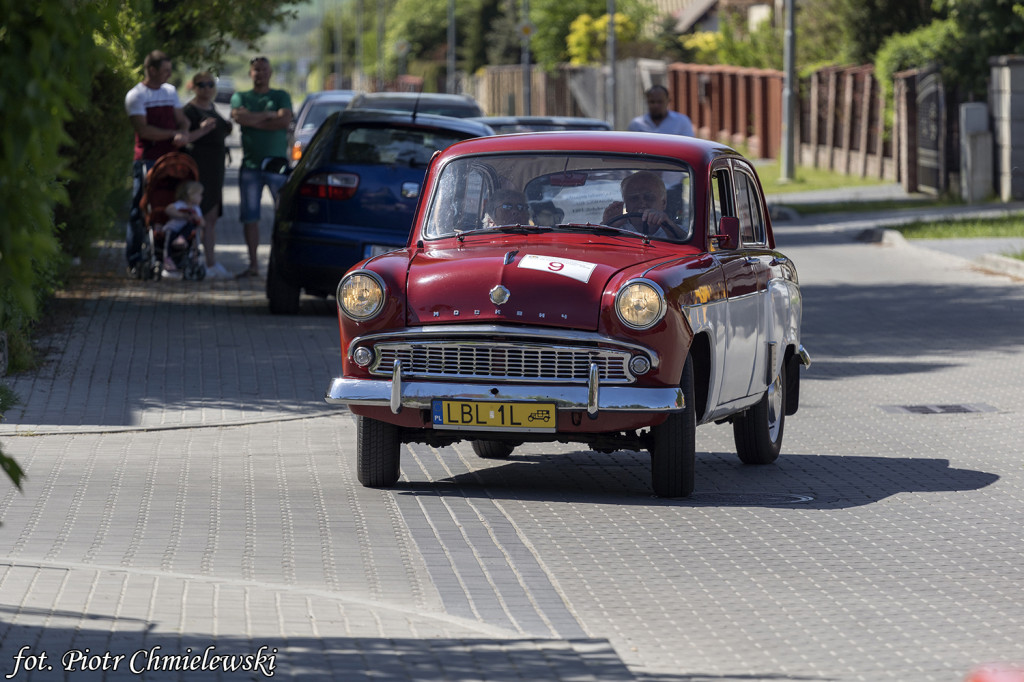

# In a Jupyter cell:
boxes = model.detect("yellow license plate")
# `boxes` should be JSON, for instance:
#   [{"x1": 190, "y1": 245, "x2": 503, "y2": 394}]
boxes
[{"x1": 431, "y1": 400, "x2": 556, "y2": 432}]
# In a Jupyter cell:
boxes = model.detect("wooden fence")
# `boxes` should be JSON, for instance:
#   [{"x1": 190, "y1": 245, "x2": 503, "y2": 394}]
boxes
[{"x1": 473, "y1": 61, "x2": 933, "y2": 186}]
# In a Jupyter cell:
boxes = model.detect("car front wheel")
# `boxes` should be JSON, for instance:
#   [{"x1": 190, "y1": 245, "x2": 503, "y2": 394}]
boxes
[
  {"x1": 648, "y1": 354, "x2": 696, "y2": 498},
  {"x1": 732, "y1": 364, "x2": 785, "y2": 465},
  {"x1": 471, "y1": 440, "x2": 515, "y2": 459},
  {"x1": 356, "y1": 416, "x2": 401, "y2": 487}
]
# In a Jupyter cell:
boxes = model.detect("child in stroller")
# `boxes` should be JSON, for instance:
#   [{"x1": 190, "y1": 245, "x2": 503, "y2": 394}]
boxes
[
  {"x1": 161, "y1": 180, "x2": 205, "y2": 277},
  {"x1": 126, "y1": 152, "x2": 206, "y2": 280}
]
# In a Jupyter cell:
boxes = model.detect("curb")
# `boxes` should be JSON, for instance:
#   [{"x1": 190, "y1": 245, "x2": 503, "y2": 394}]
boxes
[{"x1": 867, "y1": 228, "x2": 1024, "y2": 281}]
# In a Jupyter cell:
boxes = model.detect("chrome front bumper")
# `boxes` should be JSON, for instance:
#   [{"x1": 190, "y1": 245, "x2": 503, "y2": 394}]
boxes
[{"x1": 325, "y1": 375, "x2": 684, "y2": 416}]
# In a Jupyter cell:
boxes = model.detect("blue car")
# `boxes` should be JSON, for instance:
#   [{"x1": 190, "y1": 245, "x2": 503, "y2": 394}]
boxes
[
  {"x1": 267, "y1": 109, "x2": 494, "y2": 314},
  {"x1": 288, "y1": 90, "x2": 358, "y2": 166}
]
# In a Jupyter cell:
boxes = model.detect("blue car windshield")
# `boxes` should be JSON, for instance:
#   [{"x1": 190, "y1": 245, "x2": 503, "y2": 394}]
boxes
[
  {"x1": 301, "y1": 101, "x2": 349, "y2": 132},
  {"x1": 423, "y1": 153, "x2": 695, "y2": 243},
  {"x1": 332, "y1": 125, "x2": 470, "y2": 166}
]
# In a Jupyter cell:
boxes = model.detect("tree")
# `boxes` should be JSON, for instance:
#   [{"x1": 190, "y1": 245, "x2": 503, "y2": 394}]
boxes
[
  {"x1": 0, "y1": 0, "x2": 305, "y2": 494},
  {"x1": 716, "y1": 9, "x2": 783, "y2": 70},
  {"x1": 383, "y1": 0, "x2": 499, "y2": 84},
  {"x1": 931, "y1": 0, "x2": 1024, "y2": 97},
  {"x1": 0, "y1": 0, "x2": 119, "y2": 491},
  {"x1": 530, "y1": 0, "x2": 650, "y2": 70},
  {"x1": 566, "y1": 13, "x2": 639, "y2": 66},
  {"x1": 144, "y1": 0, "x2": 306, "y2": 70},
  {"x1": 484, "y1": 0, "x2": 524, "y2": 66}
]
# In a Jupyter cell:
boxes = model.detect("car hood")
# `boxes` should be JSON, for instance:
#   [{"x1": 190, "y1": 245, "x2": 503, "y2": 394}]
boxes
[{"x1": 404, "y1": 238, "x2": 677, "y2": 330}]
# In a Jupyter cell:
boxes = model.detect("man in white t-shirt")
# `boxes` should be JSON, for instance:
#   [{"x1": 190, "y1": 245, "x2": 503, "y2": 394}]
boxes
[
  {"x1": 124, "y1": 50, "x2": 192, "y2": 163},
  {"x1": 627, "y1": 85, "x2": 694, "y2": 137}
]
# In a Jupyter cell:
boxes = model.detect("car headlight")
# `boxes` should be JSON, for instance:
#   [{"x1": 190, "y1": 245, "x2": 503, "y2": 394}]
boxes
[
  {"x1": 337, "y1": 271, "x2": 386, "y2": 320},
  {"x1": 615, "y1": 280, "x2": 666, "y2": 330}
]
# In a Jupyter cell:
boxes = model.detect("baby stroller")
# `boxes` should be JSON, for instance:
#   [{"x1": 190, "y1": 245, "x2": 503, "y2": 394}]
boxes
[{"x1": 126, "y1": 153, "x2": 206, "y2": 280}]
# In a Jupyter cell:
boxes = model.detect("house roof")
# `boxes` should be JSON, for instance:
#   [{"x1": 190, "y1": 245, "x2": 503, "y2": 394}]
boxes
[{"x1": 670, "y1": 0, "x2": 720, "y2": 33}]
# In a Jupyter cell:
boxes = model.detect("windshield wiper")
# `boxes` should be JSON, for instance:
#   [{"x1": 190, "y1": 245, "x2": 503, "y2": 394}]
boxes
[
  {"x1": 456, "y1": 224, "x2": 551, "y2": 241},
  {"x1": 554, "y1": 222, "x2": 651, "y2": 243}
]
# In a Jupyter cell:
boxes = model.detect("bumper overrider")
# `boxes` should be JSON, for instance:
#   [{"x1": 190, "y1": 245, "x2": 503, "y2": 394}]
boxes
[{"x1": 325, "y1": 326, "x2": 685, "y2": 417}]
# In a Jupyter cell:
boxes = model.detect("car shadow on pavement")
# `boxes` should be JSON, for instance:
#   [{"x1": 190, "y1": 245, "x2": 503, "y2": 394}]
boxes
[{"x1": 396, "y1": 448, "x2": 998, "y2": 510}]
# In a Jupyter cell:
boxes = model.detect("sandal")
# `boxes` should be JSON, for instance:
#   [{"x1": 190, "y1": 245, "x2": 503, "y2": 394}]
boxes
[{"x1": 235, "y1": 267, "x2": 259, "y2": 279}]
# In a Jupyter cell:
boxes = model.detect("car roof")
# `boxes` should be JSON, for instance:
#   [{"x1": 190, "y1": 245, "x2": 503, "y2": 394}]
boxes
[
  {"x1": 432, "y1": 131, "x2": 736, "y2": 166},
  {"x1": 328, "y1": 108, "x2": 494, "y2": 136},
  {"x1": 303, "y1": 89, "x2": 359, "y2": 103},
  {"x1": 348, "y1": 92, "x2": 484, "y2": 116},
  {"x1": 471, "y1": 115, "x2": 611, "y2": 129}
]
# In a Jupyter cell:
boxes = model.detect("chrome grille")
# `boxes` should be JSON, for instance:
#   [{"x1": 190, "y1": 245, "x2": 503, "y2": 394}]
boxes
[{"x1": 371, "y1": 341, "x2": 634, "y2": 383}]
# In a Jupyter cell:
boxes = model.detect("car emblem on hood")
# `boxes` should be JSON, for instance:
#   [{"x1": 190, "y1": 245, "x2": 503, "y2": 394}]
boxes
[{"x1": 489, "y1": 285, "x2": 510, "y2": 306}]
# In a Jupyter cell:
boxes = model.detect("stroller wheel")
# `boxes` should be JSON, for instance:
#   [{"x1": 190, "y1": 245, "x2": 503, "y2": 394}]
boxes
[{"x1": 184, "y1": 262, "x2": 206, "y2": 281}]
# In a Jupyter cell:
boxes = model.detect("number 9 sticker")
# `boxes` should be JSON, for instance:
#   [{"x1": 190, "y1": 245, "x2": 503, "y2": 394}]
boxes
[{"x1": 518, "y1": 254, "x2": 596, "y2": 283}]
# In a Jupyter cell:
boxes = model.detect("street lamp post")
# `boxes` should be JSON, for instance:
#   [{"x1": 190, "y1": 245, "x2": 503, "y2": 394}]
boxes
[
  {"x1": 447, "y1": 0, "x2": 456, "y2": 93},
  {"x1": 521, "y1": 0, "x2": 531, "y2": 115},
  {"x1": 606, "y1": 0, "x2": 616, "y2": 128},
  {"x1": 780, "y1": 0, "x2": 796, "y2": 180}
]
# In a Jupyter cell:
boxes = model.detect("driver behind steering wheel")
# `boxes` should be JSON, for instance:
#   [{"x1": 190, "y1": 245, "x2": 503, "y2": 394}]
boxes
[{"x1": 601, "y1": 171, "x2": 675, "y2": 236}]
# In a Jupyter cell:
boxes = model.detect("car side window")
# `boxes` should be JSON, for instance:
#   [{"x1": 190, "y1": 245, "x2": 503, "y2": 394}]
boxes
[
  {"x1": 733, "y1": 169, "x2": 766, "y2": 245},
  {"x1": 709, "y1": 168, "x2": 732, "y2": 234},
  {"x1": 426, "y1": 163, "x2": 492, "y2": 236}
]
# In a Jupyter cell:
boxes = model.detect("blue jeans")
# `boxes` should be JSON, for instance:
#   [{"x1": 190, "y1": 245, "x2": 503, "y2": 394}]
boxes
[{"x1": 239, "y1": 167, "x2": 287, "y2": 223}]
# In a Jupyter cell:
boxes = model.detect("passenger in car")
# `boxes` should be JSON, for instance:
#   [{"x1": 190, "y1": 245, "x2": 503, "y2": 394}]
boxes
[
  {"x1": 530, "y1": 200, "x2": 564, "y2": 226},
  {"x1": 487, "y1": 189, "x2": 531, "y2": 226},
  {"x1": 601, "y1": 171, "x2": 676, "y2": 236}
]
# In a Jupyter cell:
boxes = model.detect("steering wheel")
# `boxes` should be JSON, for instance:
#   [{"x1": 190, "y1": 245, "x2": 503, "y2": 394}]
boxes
[
  {"x1": 607, "y1": 211, "x2": 686, "y2": 240},
  {"x1": 606, "y1": 211, "x2": 649, "y2": 233}
]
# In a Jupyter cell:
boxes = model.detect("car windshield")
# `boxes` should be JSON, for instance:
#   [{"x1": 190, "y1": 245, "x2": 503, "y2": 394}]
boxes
[
  {"x1": 331, "y1": 125, "x2": 471, "y2": 166},
  {"x1": 423, "y1": 153, "x2": 695, "y2": 243},
  {"x1": 302, "y1": 101, "x2": 350, "y2": 132}
]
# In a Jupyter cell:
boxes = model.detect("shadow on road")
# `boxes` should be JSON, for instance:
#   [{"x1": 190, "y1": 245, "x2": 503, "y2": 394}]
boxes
[{"x1": 396, "y1": 448, "x2": 998, "y2": 510}]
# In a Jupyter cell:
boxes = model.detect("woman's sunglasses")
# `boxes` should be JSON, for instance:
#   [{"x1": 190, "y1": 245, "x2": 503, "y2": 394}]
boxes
[{"x1": 195, "y1": 81, "x2": 216, "y2": 88}]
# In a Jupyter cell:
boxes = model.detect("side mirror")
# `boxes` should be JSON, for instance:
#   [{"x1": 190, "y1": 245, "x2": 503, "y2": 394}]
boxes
[
  {"x1": 713, "y1": 216, "x2": 740, "y2": 250},
  {"x1": 260, "y1": 156, "x2": 291, "y2": 175}
]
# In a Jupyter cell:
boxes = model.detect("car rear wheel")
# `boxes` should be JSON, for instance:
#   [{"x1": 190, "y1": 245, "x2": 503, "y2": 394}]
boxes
[
  {"x1": 648, "y1": 354, "x2": 696, "y2": 498},
  {"x1": 471, "y1": 440, "x2": 515, "y2": 459},
  {"x1": 267, "y1": 253, "x2": 300, "y2": 315},
  {"x1": 733, "y1": 364, "x2": 785, "y2": 465},
  {"x1": 356, "y1": 416, "x2": 401, "y2": 487}
]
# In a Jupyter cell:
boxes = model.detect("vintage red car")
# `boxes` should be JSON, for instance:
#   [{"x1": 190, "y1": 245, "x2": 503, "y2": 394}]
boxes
[{"x1": 326, "y1": 131, "x2": 810, "y2": 497}]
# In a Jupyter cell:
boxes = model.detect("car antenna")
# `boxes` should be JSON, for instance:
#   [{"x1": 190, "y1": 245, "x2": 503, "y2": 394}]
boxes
[{"x1": 411, "y1": 87, "x2": 423, "y2": 122}]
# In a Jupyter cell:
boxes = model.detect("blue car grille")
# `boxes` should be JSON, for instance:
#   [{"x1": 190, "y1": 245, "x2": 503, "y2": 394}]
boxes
[{"x1": 370, "y1": 341, "x2": 634, "y2": 383}]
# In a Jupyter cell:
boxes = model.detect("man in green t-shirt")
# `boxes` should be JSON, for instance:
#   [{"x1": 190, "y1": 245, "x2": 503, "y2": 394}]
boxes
[{"x1": 230, "y1": 56, "x2": 293, "y2": 278}]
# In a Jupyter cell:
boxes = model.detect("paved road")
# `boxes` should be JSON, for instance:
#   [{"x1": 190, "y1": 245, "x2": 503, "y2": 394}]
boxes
[{"x1": 1, "y1": 174, "x2": 1023, "y2": 681}]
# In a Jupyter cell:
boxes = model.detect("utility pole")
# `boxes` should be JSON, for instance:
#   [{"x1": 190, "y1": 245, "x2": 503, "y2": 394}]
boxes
[
  {"x1": 334, "y1": 0, "x2": 343, "y2": 89},
  {"x1": 521, "y1": 0, "x2": 531, "y2": 115},
  {"x1": 376, "y1": 1, "x2": 384, "y2": 89},
  {"x1": 780, "y1": 0, "x2": 796, "y2": 180},
  {"x1": 355, "y1": 0, "x2": 363, "y2": 90},
  {"x1": 447, "y1": 0, "x2": 456, "y2": 93},
  {"x1": 606, "y1": 0, "x2": 616, "y2": 128}
]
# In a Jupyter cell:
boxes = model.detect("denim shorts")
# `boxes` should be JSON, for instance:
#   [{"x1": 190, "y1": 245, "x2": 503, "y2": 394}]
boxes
[{"x1": 239, "y1": 167, "x2": 288, "y2": 223}]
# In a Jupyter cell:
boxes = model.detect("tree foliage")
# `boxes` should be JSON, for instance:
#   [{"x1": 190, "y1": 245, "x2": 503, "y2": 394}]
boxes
[
  {"x1": 566, "y1": 13, "x2": 639, "y2": 66},
  {"x1": 929, "y1": 0, "x2": 1024, "y2": 97},
  {"x1": 0, "y1": 0, "x2": 304, "y2": 492},
  {"x1": 381, "y1": 0, "x2": 500, "y2": 83},
  {"x1": 144, "y1": 0, "x2": 304, "y2": 71},
  {"x1": 716, "y1": 10, "x2": 783, "y2": 70},
  {"x1": 529, "y1": 0, "x2": 650, "y2": 70},
  {"x1": 0, "y1": 0, "x2": 120, "y2": 490}
]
